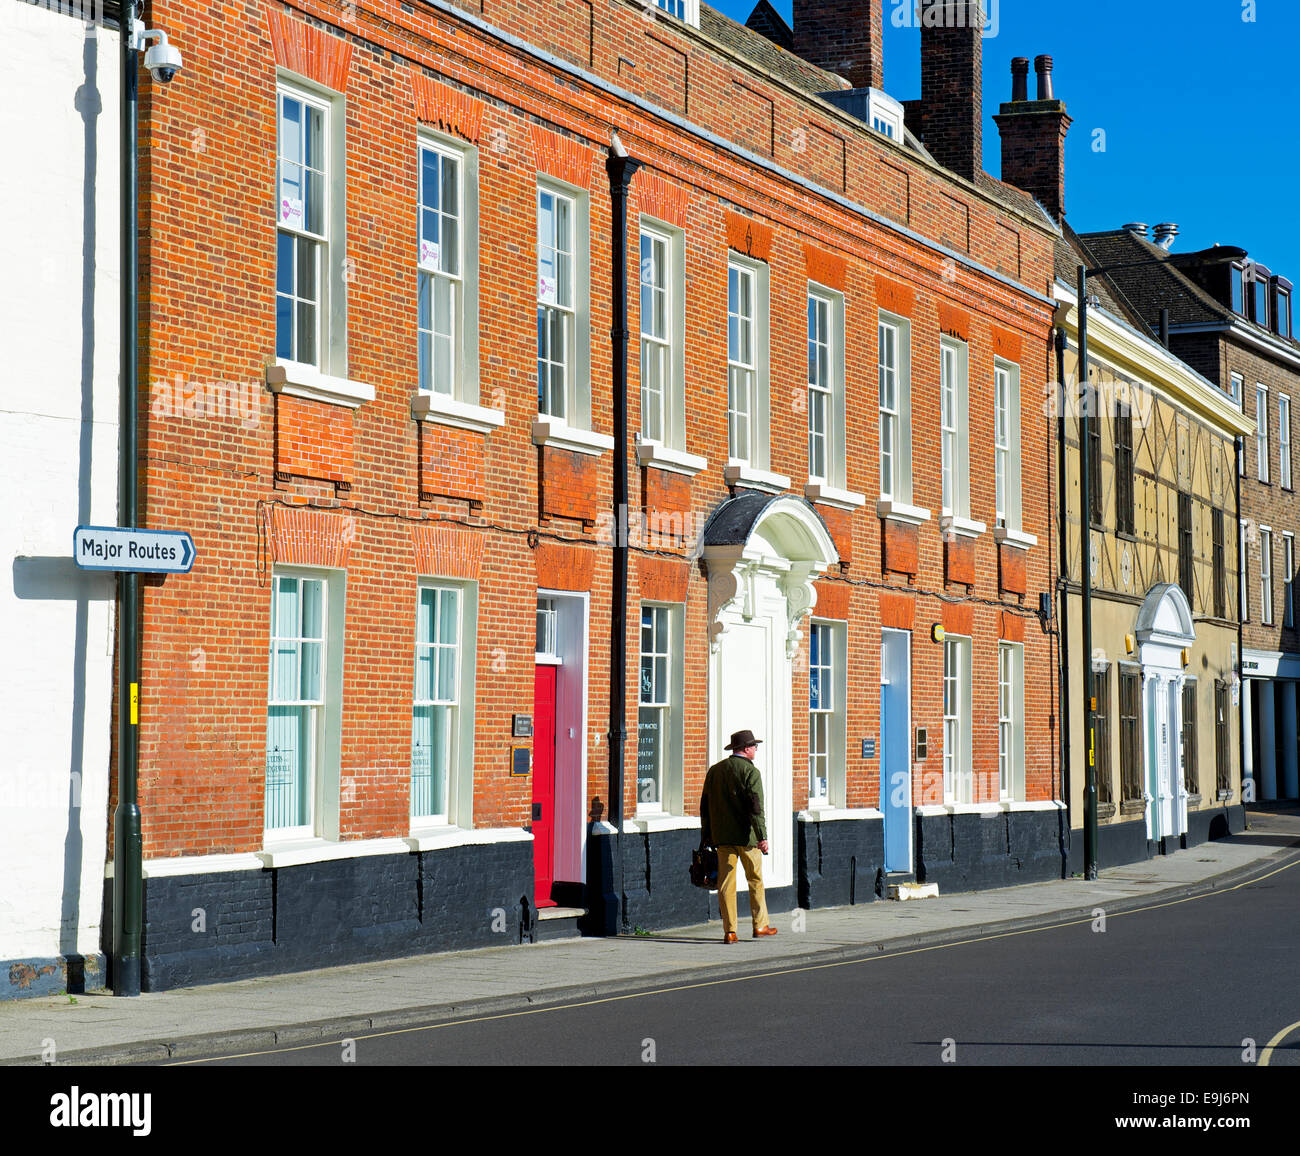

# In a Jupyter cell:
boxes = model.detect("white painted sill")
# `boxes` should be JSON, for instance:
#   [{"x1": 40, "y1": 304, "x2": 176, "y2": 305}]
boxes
[
  {"x1": 724, "y1": 460, "x2": 791, "y2": 493},
  {"x1": 625, "y1": 814, "x2": 702, "y2": 833},
  {"x1": 805, "y1": 481, "x2": 867, "y2": 510},
  {"x1": 994, "y1": 525, "x2": 1039, "y2": 550},
  {"x1": 532, "y1": 416, "x2": 615, "y2": 456},
  {"x1": 132, "y1": 852, "x2": 266, "y2": 879},
  {"x1": 876, "y1": 498, "x2": 932, "y2": 526},
  {"x1": 405, "y1": 825, "x2": 534, "y2": 852},
  {"x1": 636, "y1": 440, "x2": 707, "y2": 476},
  {"x1": 256, "y1": 836, "x2": 411, "y2": 868},
  {"x1": 411, "y1": 391, "x2": 506, "y2": 434},
  {"x1": 940, "y1": 514, "x2": 987, "y2": 540},
  {"x1": 267, "y1": 361, "x2": 375, "y2": 409},
  {"x1": 797, "y1": 807, "x2": 883, "y2": 822},
  {"x1": 916, "y1": 800, "x2": 1065, "y2": 816}
]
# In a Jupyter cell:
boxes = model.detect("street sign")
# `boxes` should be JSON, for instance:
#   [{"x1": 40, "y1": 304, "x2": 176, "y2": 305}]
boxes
[{"x1": 73, "y1": 525, "x2": 196, "y2": 574}]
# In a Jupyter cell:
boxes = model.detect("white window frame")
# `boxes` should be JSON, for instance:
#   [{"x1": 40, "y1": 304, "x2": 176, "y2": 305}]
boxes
[
  {"x1": 416, "y1": 134, "x2": 481, "y2": 407},
  {"x1": 1280, "y1": 394, "x2": 1292, "y2": 490},
  {"x1": 275, "y1": 85, "x2": 330, "y2": 371},
  {"x1": 727, "y1": 254, "x2": 770, "y2": 469},
  {"x1": 536, "y1": 596, "x2": 560, "y2": 662},
  {"x1": 807, "y1": 620, "x2": 846, "y2": 809},
  {"x1": 265, "y1": 567, "x2": 345, "y2": 843},
  {"x1": 1240, "y1": 518, "x2": 1250, "y2": 622},
  {"x1": 1285, "y1": 532, "x2": 1295, "y2": 629},
  {"x1": 994, "y1": 359, "x2": 1024, "y2": 533},
  {"x1": 806, "y1": 284, "x2": 846, "y2": 490},
  {"x1": 654, "y1": 0, "x2": 699, "y2": 26},
  {"x1": 940, "y1": 338, "x2": 971, "y2": 519},
  {"x1": 1229, "y1": 371, "x2": 1243, "y2": 405},
  {"x1": 942, "y1": 635, "x2": 973, "y2": 804},
  {"x1": 1261, "y1": 526, "x2": 1274, "y2": 626},
  {"x1": 536, "y1": 180, "x2": 591, "y2": 429},
  {"x1": 1256, "y1": 384, "x2": 1269, "y2": 483},
  {"x1": 998, "y1": 642, "x2": 1025, "y2": 801},
  {"x1": 411, "y1": 584, "x2": 461, "y2": 825},
  {"x1": 637, "y1": 603, "x2": 684, "y2": 816},
  {"x1": 878, "y1": 312, "x2": 913, "y2": 503},
  {"x1": 638, "y1": 219, "x2": 687, "y2": 452},
  {"x1": 276, "y1": 82, "x2": 341, "y2": 374}
]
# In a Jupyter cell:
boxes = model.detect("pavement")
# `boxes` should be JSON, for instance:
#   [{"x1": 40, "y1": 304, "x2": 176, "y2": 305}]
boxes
[{"x1": 4, "y1": 807, "x2": 1299, "y2": 1066}]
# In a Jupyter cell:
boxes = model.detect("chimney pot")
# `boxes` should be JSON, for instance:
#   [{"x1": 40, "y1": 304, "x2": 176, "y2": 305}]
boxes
[
  {"x1": 1124, "y1": 222, "x2": 1150, "y2": 238},
  {"x1": 1035, "y1": 55, "x2": 1054, "y2": 100},
  {"x1": 1010, "y1": 57, "x2": 1029, "y2": 102},
  {"x1": 1153, "y1": 222, "x2": 1180, "y2": 250}
]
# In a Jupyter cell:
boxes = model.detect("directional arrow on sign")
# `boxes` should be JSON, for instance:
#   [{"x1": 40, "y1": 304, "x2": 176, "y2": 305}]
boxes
[{"x1": 73, "y1": 525, "x2": 197, "y2": 574}]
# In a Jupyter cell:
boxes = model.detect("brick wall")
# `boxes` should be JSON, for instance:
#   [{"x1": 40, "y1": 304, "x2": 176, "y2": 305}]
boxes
[{"x1": 121, "y1": 0, "x2": 1059, "y2": 865}]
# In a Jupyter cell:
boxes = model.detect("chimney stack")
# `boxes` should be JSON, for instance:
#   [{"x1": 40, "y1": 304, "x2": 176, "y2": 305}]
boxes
[
  {"x1": 919, "y1": 0, "x2": 986, "y2": 182},
  {"x1": 993, "y1": 54, "x2": 1073, "y2": 222},
  {"x1": 793, "y1": 0, "x2": 883, "y2": 93}
]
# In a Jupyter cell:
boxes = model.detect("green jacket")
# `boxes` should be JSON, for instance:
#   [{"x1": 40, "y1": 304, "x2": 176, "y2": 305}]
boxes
[{"x1": 700, "y1": 755, "x2": 766, "y2": 848}]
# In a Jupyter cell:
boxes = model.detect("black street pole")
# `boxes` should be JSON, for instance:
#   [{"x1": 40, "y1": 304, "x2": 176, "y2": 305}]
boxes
[
  {"x1": 606, "y1": 146, "x2": 641, "y2": 935},
  {"x1": 1077, "y1": 265, "x2": 1098, "y2": 881},
  {"x1": 113, "y1": 4, "x2": 143, "y2": 996}
]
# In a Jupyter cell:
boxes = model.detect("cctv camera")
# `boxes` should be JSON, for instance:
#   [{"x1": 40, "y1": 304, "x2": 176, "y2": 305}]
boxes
[{"x1": 137, "y1": 26, "x2": 183, "y2": 84}]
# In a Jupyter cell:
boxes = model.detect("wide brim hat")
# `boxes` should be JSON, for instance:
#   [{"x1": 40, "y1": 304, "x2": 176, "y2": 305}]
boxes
[{"x1": 725, "y1": 729, "x2": 763, "y2": 751}]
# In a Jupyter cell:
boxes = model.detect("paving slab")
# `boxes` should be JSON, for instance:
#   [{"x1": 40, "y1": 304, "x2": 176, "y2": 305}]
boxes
[{"x1": 2, "y1": 809, "x2": 1296, "y2": 1066}]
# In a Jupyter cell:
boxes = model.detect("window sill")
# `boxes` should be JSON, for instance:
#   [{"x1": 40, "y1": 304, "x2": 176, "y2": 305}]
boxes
[
  {"x1": 797, "y1": 807, "x2": 883, "y2": 822},
  {"x1": 994, "y1": 526, "x2": 1038, "y2": 550},
  {"x1": 637, "y1": 440, "x2": 707, "y2": 476},
  {"x1": 532, "y1": 416, "x2": 614, "y2": 456},
  {"x1": 805, "y1": 481, "x2": 867, "y2": 510},
  {"x1": 724, "y1": 460, "x2": 790, "y2": 493},
  {"x1": 624, "y1": 814, "x2": 701, "y2": 833},
  {"x1": 412, "y1": 391, "x2": 505, "y2": 434},
  {"x1": 916, "y1": 800, "x2": 1065, "y2": 816},
  {"x1": 876, "y1": 499, "x2": 932, "y2": 527},
  {"x1": 940, "y1": 514, "x2": 987, "y2": 541},
  {"x1": 405, "y1": 825, "x2": 534, "y2": 852},
  {"x1": 256, "y1": 836, "x2": 411, "y2": 869},
  {"x1": 267, "y1": 361, "x2": 375, "y2": 410}
]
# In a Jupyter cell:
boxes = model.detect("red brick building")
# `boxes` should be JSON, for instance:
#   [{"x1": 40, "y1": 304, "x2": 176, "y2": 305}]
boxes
[{"x1": 119, "y1": 0, "x2": 1063, "y2": 987}]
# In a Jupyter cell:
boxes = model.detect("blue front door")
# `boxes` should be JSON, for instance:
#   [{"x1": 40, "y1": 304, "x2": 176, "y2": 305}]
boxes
[{"x1": 881, "y1": 630, "x2": 912, "y2": 873}]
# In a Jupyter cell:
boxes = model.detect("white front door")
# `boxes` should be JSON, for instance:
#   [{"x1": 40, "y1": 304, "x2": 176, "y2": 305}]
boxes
[{"x1": 710, "y1": 567, "x2": 793, "y2": 889}]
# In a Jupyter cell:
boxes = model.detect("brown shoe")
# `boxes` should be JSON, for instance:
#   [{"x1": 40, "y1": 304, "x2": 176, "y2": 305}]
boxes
[
  {"x1": 723, "y1": 932, "x2": 738, "y2": 944},
  {"x1": 753, "y1": 926, "x2": 778, "y2": 938}
]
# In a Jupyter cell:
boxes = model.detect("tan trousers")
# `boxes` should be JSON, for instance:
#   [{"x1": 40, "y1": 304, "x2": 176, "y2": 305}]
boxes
[{"x1": 716, "y1": 845, "x2": 770, "y2": 935}]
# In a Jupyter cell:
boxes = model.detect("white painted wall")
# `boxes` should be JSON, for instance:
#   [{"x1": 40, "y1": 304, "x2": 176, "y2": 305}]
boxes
[{"x1": 0, "y1": 2, "x2": 120, "y2": 968}]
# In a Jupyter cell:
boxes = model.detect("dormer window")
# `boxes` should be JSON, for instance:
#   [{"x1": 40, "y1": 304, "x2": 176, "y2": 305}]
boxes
[
  {"x1": 1274, "y1": 278, "x2": 1293, "y2": 339},
  {"x1": 866, "y1": 89, "x2": 904, "y2": 141},
  {"x1": 655, "y1": 0, "x2": 699, "y2": 26},
  {"x1": 1230, "y1": 264, "x2": 1245, "y2": 315},
  {"x1": 1252, "y1": 277, "x2": 1270, "y2": 329}
]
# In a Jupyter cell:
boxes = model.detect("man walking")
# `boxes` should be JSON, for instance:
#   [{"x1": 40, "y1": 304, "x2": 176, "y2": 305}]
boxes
[{"x1": 701, "y1": 729, "x2": 778, "y2": 944}]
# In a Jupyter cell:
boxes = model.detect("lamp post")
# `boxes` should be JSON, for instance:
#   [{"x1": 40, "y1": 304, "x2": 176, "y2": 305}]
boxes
[
  {"x1": 1074, "y1": 244, "x2": 1246, "y2": 881},
  {"x1": 114, "y1": 2, "x2": 183, "y2": 997}
]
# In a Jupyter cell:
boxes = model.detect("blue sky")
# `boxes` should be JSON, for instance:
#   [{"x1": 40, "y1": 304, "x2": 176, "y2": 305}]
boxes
[{"x1": 709, "y1": 0, "x2": 1300, "y2": 279}]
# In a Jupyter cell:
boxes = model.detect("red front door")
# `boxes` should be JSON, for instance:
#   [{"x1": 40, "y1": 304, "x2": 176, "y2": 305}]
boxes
[{"x1": 532, "y1": 664, "x2": 557, "y2": 908}]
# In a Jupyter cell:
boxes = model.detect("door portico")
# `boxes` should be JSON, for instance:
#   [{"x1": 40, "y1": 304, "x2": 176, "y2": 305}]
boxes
[
  {"x1": 1134, "y1": 583, "x2": 1196, "y2": 844},
  {"x1": 702, "y1": 495, "x2": 838, "y2": 890}
]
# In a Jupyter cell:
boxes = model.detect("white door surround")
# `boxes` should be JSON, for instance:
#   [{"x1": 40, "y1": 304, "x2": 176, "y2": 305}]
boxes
[
  {"x1": 1134, "y1": 584, "x2": 1195, "y2": 844},
  {"x1": 702, "y1": 495, "x2": 839, "y2": 890}
]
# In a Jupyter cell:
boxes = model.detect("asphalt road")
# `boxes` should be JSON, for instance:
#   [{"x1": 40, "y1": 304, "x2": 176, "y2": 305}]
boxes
[{"x1": 178, "y1": 851, "x2": 1300, "y2": 1068}]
